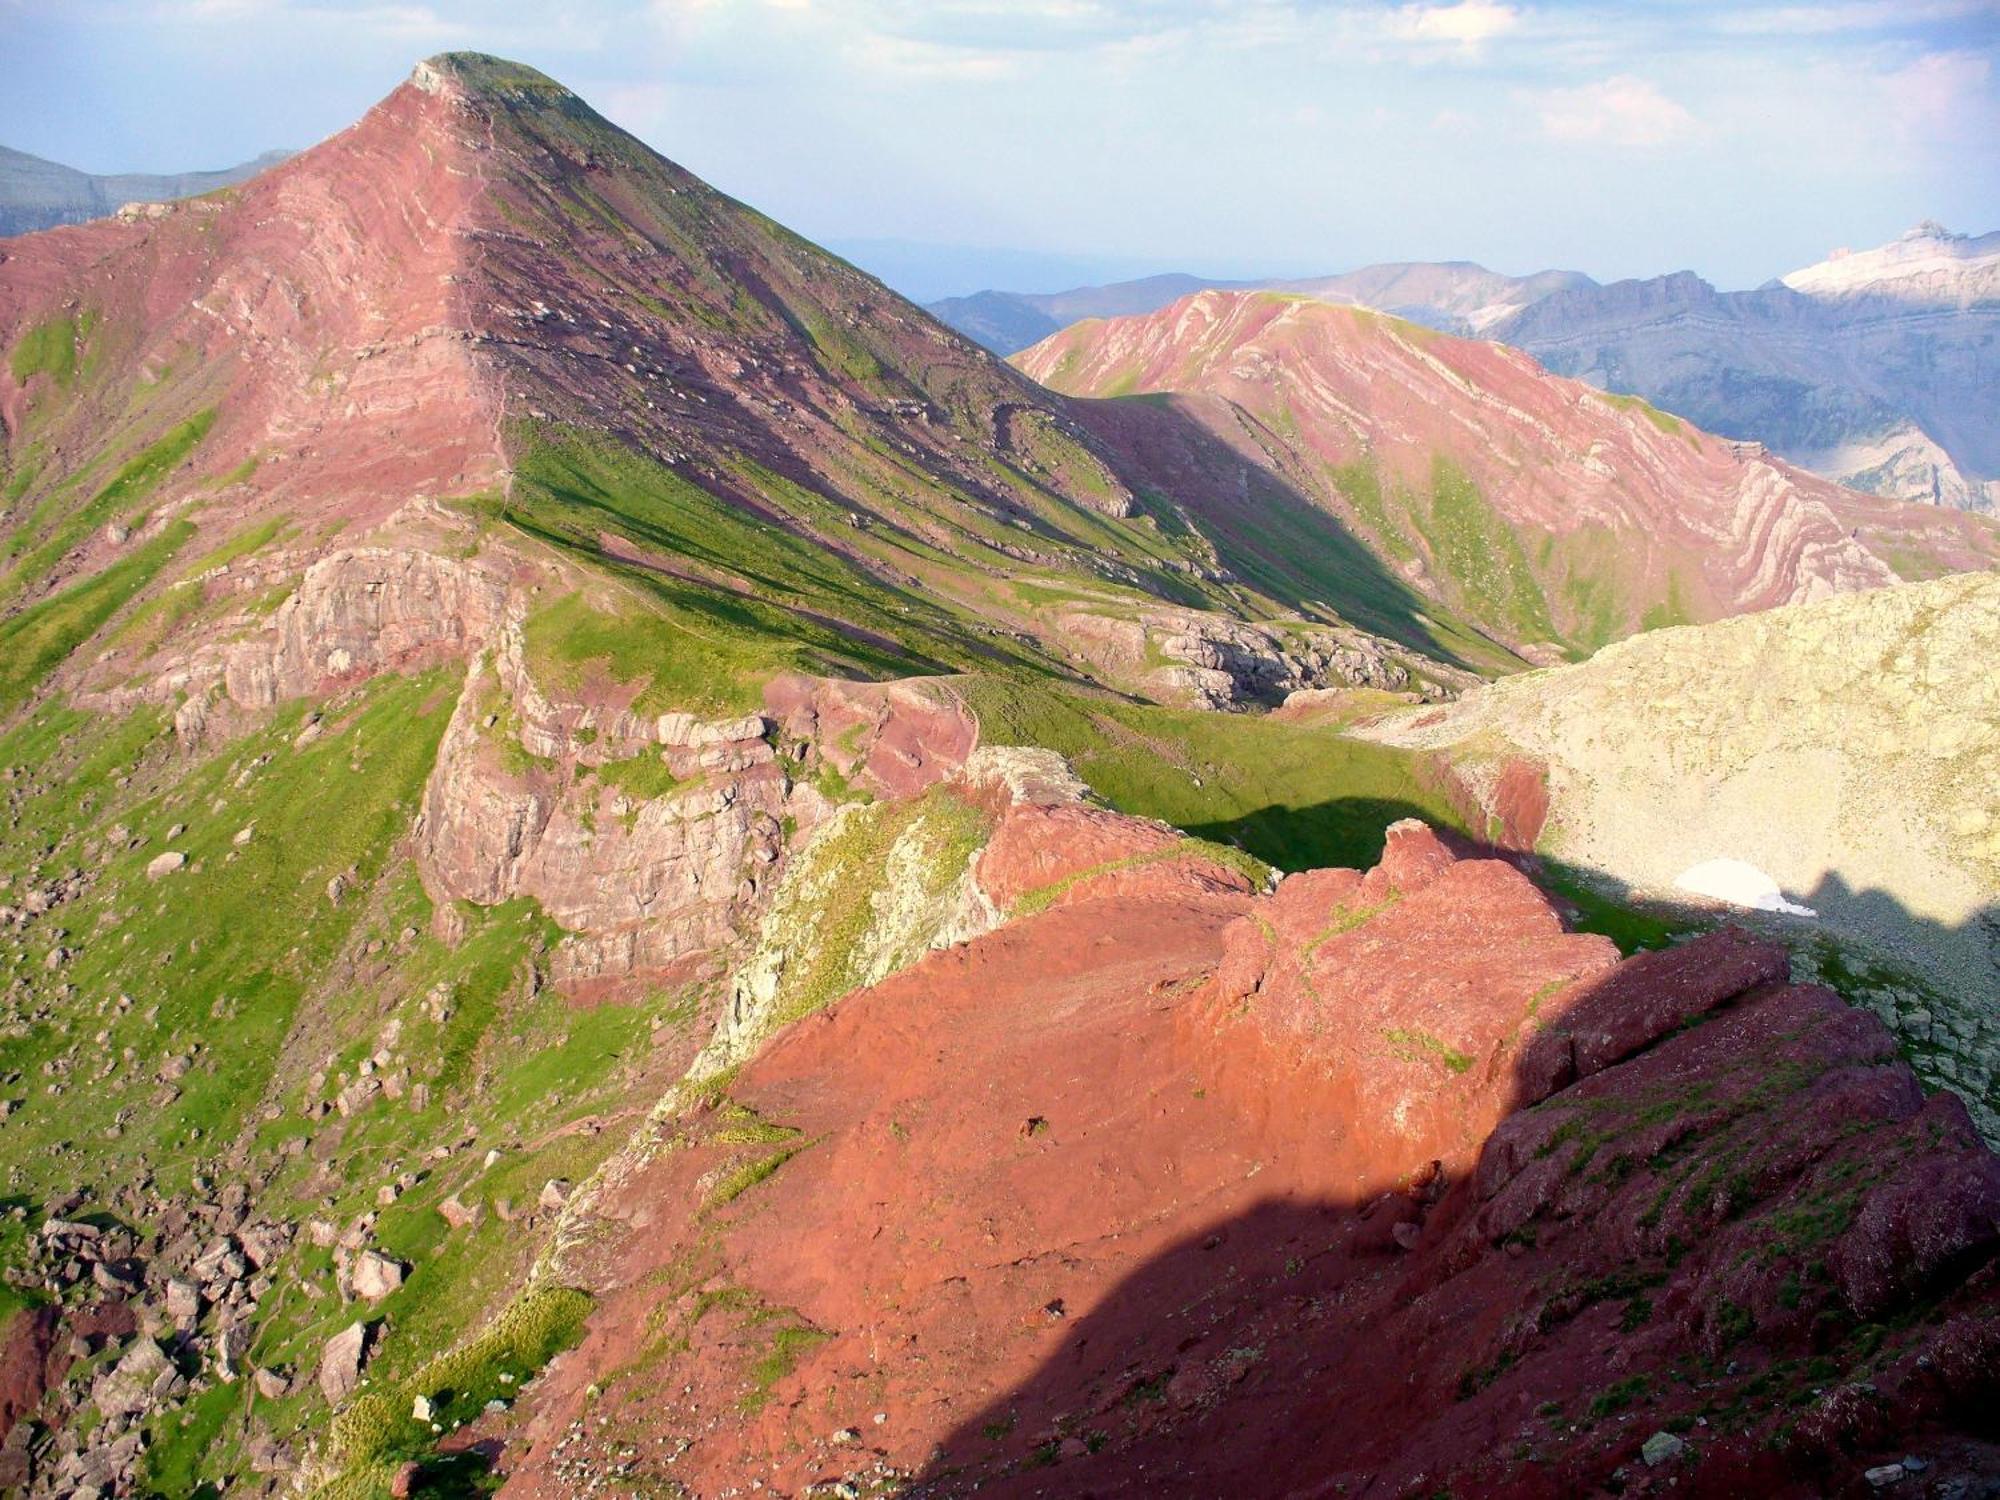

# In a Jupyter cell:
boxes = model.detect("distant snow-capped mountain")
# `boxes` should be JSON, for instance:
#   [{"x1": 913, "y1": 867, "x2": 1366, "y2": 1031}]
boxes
[
  {"x1": 1779, "y1": 220, "x2": 2000, "y2": 304},
  {"x1": 1495, "y1": 223, "x2": 1999, "y2": 513}
]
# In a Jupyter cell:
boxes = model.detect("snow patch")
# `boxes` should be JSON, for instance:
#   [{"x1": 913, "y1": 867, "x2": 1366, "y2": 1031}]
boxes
[{"x1": 1672, "y1": 858, "x2": 1816, "y2": 917}]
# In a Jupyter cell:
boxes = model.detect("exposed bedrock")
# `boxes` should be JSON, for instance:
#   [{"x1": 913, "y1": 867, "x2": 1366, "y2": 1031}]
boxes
[{"x1": 502, "y1": 816, "x2": 2000, "y2": 1499}]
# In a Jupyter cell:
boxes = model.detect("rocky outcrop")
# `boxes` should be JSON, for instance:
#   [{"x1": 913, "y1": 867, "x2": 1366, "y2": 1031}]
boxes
[
  {"x1": 415, "y1": 640, "x2": 802, "y2": 995},
  {"x1": 1196, "y1": 819, "x2": 1622, "y2": 1176},
  {"x1": 699, "y1": 745, "x2": 1130, "y2": 1081},
  {"x1": 1057, "y1": 607, "x2": 1430, "y2": 709},
  {"x1": 503, "y1": 816, "x2": 2000, "y2": 1500},
  {"x1": 762, "y1": 675, "x2": 978, "y2": 800},
  {"x1": 411, "y1": 646, "x2": 998, "y2": 999},
  {"x1": 223, "y1": 548, "x2": 511, "y2": 708},
  {"x1": 1362, "y1": 571, "x2": 2000, "y2": 1135}
]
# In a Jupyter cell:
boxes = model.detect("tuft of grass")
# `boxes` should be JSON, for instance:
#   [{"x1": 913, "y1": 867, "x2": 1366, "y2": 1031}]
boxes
[
  {"x1": 318, "y1": 1285, "x2": 591, "y2": 1487},
  {"x1": 1601, "y1": 389, "x2": 1690, "y2": 442},
  {"x1": 592, "y1": 750, "x2": 684, "y2": 804},
  {"x1": 1012, "y1": 836, "x2": 1271, "y2": 917},
  {"x1": 1586, "y1": 1374, "x2": 1650, "y2": 1421},
  {"x1": 741, "y1": 1324, "x2": 832, "y2": 1412},
  {"x1": 705, "y1": 1141, "x2": 809, "y2": 1211},
  {"x1": 1382, "y1": 1026, "x2": 1474, "y2": 1075},
  {"x1": 9, "y1": 311, "x2": 94, "y2": 388}
]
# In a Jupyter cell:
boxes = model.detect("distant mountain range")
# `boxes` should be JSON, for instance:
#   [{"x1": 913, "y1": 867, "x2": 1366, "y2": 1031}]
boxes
[
  {"x1": 1019, "y1": 289, "x2": 1994, "y2": 657},
  {"x1": 1498, "y1": 225, "x2": 2000, "y2": 514},
  {"x1": 0, "y1": 142, "x2": 290, "y2": 237},
  {"x1": 935, "y1": 224, "x2": 2000, "y2": 513}
]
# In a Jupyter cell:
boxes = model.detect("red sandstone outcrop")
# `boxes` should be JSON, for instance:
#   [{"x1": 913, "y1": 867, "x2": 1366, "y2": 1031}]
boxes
[
  {"x1": 762, "y1": 675, "x2": 977, "y2": 801},
  {"x1": 499, "y1": 816, "x2": 2000, "y2": 1499}
]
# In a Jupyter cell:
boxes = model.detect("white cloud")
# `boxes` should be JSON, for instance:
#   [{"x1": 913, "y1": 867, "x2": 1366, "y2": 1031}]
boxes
[
  {"x1": 1537, "y1": 74, "x2": 1698, "y2": 147},
  {"x1": 845, "y1": 32, "x2": 1021, "y2": 80},
  {"x1": 1389, "y1": 0, "x2": 1520, "y2": 51},
  {"x1": 154, "y1": 0, "x2": 462, "y2": 39},
  {"x1": 1878, "y1": 49, "x2": 1992, "y2": 140}
]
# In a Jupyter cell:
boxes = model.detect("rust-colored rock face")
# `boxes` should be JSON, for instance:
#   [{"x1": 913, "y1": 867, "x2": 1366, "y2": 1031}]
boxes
[
  {"x1": 1018, "y1": 292, "x2": 2000, "y2": 647},
  {"x1": 0, "y1": 1306, "x2": 58, "y2": 1455},
  {"x1": 498, "y1": 816, "x2": 2000, "y2": 1499}
]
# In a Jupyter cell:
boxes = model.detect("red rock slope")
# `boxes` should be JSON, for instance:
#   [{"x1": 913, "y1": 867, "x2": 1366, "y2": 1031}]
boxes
[
  {"x1": 1018, "y1": 291, "x2": 1999, "y2": 654},
  {"x1": 1, "y1": 55, "x2": 1450, "y2": 709},
  {"x1": 498, "y1": 817, "x2": 2000, "y2": 1499}
]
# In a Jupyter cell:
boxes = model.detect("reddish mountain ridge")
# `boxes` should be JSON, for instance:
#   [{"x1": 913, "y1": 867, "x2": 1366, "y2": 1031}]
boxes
[
  {"x1": 1, "y1": 54, "x2": 1495, "y2": 996},
  {"x1": 498, "y1": 809, "x2": 2000, "y2": 1499},
  {"x1": 1018, "y1": 291, "x2": 1998, "y2": 654},
  {"x1": 1, "y1": 52, "x2": 1997, "y2": 1500},
  {"x1": 0, "y1": 54, "x2": 1506, "y2": 719}
]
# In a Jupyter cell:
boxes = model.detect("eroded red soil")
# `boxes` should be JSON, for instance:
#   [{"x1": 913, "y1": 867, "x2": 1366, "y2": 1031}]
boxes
[{"x1": 500, "y1": 821, "x2": 2000, "y2": 1498}]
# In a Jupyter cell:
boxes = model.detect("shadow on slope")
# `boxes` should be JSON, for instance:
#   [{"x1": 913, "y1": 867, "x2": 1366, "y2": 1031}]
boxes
[
  {"x1": 1534, "y1": 858, "x2": 1999, "y2": 1139},
  {"x1": 897, "y1": 923, "x2": 2000, "y2": 1499},
  {"x1": 1797, "y1": 870, "x2": 1998, "y2": 1005},
  {"x1": 1063, "y1": 390, "x2": 1507, "y2": 673},
  {"x1": 1183, "y1": 794, "x2": 1440, "y2": 875}
]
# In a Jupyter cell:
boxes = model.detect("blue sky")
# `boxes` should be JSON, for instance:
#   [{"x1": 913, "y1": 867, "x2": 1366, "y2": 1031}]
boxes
[{"x1": 1, "y1": 0, "x2": 1995, "y2": 294}]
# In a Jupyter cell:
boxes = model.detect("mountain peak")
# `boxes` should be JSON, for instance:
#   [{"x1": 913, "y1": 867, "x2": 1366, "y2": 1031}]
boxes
[
  {"x1": 1781, "y1": 218, "x2": 1999, "y2": 300},
  {"x1": 410, "y1": 51, "x2": 576, "y2": 103}
]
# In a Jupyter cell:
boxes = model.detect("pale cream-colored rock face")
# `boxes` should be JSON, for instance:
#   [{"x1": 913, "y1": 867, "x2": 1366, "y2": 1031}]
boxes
[
  {"x1": 1361, "y1": 572, "x2": 2000, "y2": 1126},
  {"x1": 701, "y1": 790, "x2": 1002, "y2": 1081},
  {"x1": 414, "y1": 638, "x2": 804, "y2": 995},
  {"x1": 223, "y1": 547, "x2": 511, "y2": 707}
]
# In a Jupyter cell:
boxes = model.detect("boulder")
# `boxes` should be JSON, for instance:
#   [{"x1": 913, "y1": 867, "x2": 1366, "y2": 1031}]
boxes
[
  {"x1": 94, "y1": 1338, "x2": 171, "y2": 1419},
  {"x1": 350, "y1": 1250, "x2": 406, "y2": 1302},
  {"x1": 253, "y1": 1366, "x2": 291, "y2": 1400},
  {"x1": 1642, "y1": 1431, "x2": 1688, "y2": 1466},
  {"x1": 318, "y1": 1321, "x2": 369, "y2": 1405},
  {"x1": 163, "y1": 1279, "x2": 201, "y2": 1323}
]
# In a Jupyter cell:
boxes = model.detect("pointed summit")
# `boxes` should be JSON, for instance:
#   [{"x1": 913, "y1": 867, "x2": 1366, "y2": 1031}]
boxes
[{"x1": 410, "y1": 51, "x2": 576, "y2": 101}]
